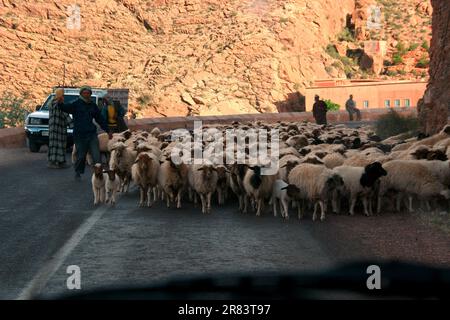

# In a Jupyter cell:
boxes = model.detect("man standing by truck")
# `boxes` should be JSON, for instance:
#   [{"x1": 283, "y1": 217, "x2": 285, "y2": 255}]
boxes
[
  {"x1": 56, "y1": 86, "x2": 112, "y2": 180},
  {"x1": 48, "y1": 88, "x2": 71, "y2": 169},
  {"x1": 100, "y1": 97, "x2": 128, "y2": 133}
]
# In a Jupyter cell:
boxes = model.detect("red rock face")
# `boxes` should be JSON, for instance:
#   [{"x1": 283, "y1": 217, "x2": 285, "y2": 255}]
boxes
[
  {"x1": 418, "y1": 0, "x2": 450, "y2": 135},
  {"x1": 0, "y1": 0, "x2": 355, "y2": 117},
  {"x1": 0, "y1": 0, "x2": 434, "y2": 117}
]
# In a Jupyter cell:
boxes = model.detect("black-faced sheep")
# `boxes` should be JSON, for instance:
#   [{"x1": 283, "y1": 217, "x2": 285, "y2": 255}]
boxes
[{"x1": 333, "y1": 162, "x2": 387, "y2": 216}]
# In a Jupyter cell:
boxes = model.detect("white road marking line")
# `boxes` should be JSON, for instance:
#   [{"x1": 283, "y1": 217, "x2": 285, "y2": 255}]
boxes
[
  {"x1": 16, "y1": 188, "x2": 135, "y2": 300},
  {"x1": 16, "y1": 205, "x2": 108, "y2": 300}
]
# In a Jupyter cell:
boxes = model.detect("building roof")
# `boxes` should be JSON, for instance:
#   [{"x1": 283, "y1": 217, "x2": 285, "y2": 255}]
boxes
[{"x1": 307, "y1": 79, "x2": 427, "y2": 89}]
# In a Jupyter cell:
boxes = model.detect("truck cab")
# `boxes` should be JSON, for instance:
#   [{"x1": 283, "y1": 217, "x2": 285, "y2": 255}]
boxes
[{"x1": 24, "y1": 87, "x2": 109, "y2": 153}]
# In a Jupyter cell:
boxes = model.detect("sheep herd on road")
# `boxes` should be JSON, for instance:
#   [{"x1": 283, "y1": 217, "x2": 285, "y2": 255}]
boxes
[{"x1": 89, "y1": 120, "x2": 450, "y2": 221}]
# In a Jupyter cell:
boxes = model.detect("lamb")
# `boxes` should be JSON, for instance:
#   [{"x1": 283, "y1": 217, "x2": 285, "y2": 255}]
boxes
[
  {"x1": 333, "y1": 162, "x2": 387, "y2": 216},
  {"x1": 109, "y1": 142, "x2": 137, "y2": 193},
  {"x1": 188, "y1": 164, "x2": 219, "y2": 214},
  {"x1": 131, "y1": 152, "x2": 160, "y2": 207},
  {"x1": 377, "y1": 160, "x2": 450, "y2": 213},
  {"x1": 157, "y1": 158, "x2": 189, "y2": 209},
  {"x1": 272, "y1": 179, "x2": 291, "y2": 219},
  {"x1": 286, "y1": 164, "x2": 344, "y2": 221},
  {"x1": 91, "y1": 163, "x2": 106, "y2": 205},
  {"x1": 104, "y1": 169, "x2": 120, "y2": 205},
  {"x1": 243, "y1": 165, "x2": 277, "y2": 216}
]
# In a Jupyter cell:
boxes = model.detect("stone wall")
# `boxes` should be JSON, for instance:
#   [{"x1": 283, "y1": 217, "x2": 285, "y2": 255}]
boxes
[{"x1": 0, "y1": 108, "x2": 420, "y2": 148}]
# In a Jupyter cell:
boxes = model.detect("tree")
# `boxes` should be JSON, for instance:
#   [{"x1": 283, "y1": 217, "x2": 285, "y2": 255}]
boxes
[
  {"x1": 0, "y1": 93, "x2": 33, "y2": 128},
  {"x1": 324, "y1": 99, "x2": 341, "y2": 111}
]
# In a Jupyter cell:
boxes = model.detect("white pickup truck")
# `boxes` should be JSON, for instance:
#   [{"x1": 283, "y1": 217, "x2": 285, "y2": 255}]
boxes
[{"x1": 24, "y1": 87, "x2": 129, "y2": 152}]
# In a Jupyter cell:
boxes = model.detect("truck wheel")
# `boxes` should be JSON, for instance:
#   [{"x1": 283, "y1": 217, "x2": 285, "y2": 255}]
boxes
[{"x1": 27, "y1": 138, "x2": 41, "y2": 153}]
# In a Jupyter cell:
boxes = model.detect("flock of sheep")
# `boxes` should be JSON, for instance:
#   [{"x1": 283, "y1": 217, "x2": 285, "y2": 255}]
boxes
[{"x1": 88, "y1": 120, "x2": 450, "y2": 221}]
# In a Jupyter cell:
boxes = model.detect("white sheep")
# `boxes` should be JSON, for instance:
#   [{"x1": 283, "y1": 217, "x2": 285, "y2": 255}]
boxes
[
  {"x1": 322, "y1": 152, "x2": 345, "y2": 169},
  {"x1": 286, "y1": 164, "x2": 344, "y2": 221},
  {"x1": 333, "y1": 162, "x2": 387, "y2": 216},
  {"x1": 104, "y1": 169, "x2": 120, "y2": 205},
  {"x1": 272, "y1": 179, "x2": 290, "y2": 219},
  {"x1": 91, "y1": 163, "x2": 106, "y2": 206},
  {"x1": 150, "y1": 127, "x2": 161, "y2": 137},
  {"x1": 131, "y1": 152, "x2": 160, "y2": 207},
  {"x1": 278, "y1": 154, "x2": 301, "y2": 182},
  {"x1": 377, "y1": 160, "x2": 450, "y2": 213},
  {"x1": 157, "y1": 158, "x2": 189, "y2": 209},
  {"x1": 109, "y1": 142, "x2": 137, "y2": 193},
  {"x1": 188, "y1": 164, "x2": 219, "y2": 214}
]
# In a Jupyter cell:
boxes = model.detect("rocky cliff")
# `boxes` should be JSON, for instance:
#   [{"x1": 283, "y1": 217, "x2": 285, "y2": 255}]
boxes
[
  {"x1": 418, "y1": 0, "x2": 449, "y2": 135},
  {"x1": 0, "y1": 0, "x2": 431, "y2": 117}
]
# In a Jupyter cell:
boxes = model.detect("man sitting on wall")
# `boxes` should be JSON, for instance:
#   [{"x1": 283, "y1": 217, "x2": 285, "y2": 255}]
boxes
[{"x1": 345, "y1": 94, "x2": 361, "y2": 121}]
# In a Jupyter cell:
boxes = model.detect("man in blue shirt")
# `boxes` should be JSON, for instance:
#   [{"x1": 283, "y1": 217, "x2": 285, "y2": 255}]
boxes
[{"x1": 56, "y1": 86, "x2": 112, "y2": 180}]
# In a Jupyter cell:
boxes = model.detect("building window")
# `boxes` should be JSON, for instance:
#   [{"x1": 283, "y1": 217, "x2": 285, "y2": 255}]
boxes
[
  {"x1": 363, "y1": 100, "x2": 369, "y2": 108},
  {"x1": 404, "y1": 99, "x2": 410, "y2": 107},
  {"x1": 385, "y1": 100, "x2": 391, "y2": 108},
  {"x1": 394, "y1": 99, "x2": 400, "y2": 107}
]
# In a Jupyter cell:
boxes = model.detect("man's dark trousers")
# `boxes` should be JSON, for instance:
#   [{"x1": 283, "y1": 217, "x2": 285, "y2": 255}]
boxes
[{"x1": 74, "y1": 134, "x2": 101, "y2": 174}]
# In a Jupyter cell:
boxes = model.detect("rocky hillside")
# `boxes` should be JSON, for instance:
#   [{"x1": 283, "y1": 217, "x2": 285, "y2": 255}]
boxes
[
  {"x1": 0, "y1": 0, "x2": 431, "y2": 117},
  {"x1": 418, "y1": 0, "x2": 450, "y2": 135}
]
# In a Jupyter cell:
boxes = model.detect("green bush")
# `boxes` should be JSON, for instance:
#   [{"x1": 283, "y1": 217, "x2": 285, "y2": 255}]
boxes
[
  {"x1": 137, "y1": 94, "x2": 152, "y2": 106},
  {"x1": 396, "y1": 42, "x2": 407, "y2": 55},
  {"x1": 337, "y1": 27, "x2": 354, "y2": 42},
  {"x1": 0, "y1": 93, "x2": 33, "y2": 128},
  {"x1": 408, "y1": 43, "x2": 419, "y2": 51},
  {"x1": 416, "y1": 56, "x2": 430, "y2": 68},
  {"x1": 324, "y1": 99, "x2": 341, "y2": 111},
  {"x1": 375, "y1": 109, "x2": 419, "y2": 139},
  {"x1": 421, "y1": 40, "x2": 429, "y2": 50},
  {"x1": 386, "y1": 69, "x2": 398, "y2": 76},
  {"x1": 325, "y1": 44, "x2": 340, "y2": 59},
  {"x1": 392, "y1": 53, "x2": 403, "y2": 65}
]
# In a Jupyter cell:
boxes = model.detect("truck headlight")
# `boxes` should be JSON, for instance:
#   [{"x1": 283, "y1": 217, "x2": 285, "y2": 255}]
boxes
[{"x1": 28, "y1": 118, "x2": 42, "y2": 125}]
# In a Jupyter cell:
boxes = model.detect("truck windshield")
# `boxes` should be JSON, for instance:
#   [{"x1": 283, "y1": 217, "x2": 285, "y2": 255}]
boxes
[{"x1": 39, "y1": 94, "x2": 97, "y2": 111}]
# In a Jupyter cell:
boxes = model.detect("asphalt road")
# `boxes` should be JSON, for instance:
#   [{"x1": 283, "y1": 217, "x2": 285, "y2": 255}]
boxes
[{"x1": 1, "y1": 147, "x2": 449, "y2": 300}]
